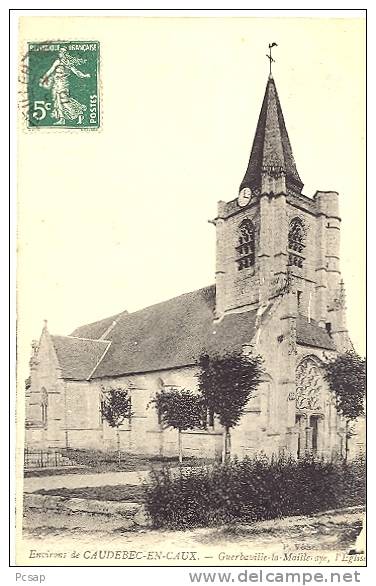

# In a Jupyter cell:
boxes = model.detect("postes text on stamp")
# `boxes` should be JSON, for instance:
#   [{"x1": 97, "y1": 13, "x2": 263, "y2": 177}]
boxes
[{"x1": 27, "y1": 41, "x2": 100, "y2": 129}]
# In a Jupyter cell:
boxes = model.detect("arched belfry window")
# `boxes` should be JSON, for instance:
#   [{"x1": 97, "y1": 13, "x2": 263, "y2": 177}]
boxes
[
  {"x1": 236, "y1": 219, "x2": 255, "y2": 270},
  {"x1": 288, "y1": 217, "x2": 306, "y2": 268}
]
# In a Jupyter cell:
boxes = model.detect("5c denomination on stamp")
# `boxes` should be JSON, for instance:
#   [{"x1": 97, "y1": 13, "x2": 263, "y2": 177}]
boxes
[{"x1": 26, "y1": 41, "x2": 100, "y2": 129}]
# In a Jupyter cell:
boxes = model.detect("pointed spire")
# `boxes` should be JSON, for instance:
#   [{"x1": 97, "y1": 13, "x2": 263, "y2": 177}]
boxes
[{"x1": 240, "y1": 76, "x2": 303, "y2": 194}]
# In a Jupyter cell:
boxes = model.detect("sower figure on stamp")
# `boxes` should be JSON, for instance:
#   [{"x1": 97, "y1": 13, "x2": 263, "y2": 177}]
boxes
[{"x1": 39, "y1": 47, "x2": 90, "y2": 125}]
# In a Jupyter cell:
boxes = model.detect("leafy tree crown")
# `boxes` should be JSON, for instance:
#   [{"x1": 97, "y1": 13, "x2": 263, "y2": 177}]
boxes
[
  {"x1": 323, "y1": 351, "x2": 366, "y2": 420},
  {"x1": 196, "y1": 351, "x2": 264, "y2": 429},
  {"x1": 101, "y1": 387, "x2": 133, "y2": 428},
  {"x1": 151, "y1": 388, "x2": 204, "y2": 431}
]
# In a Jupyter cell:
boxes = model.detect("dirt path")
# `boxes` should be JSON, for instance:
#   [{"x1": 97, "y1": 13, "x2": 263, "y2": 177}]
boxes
[
  {"x1": 23, "y1": 469, "x2": 150, "y2": 492},
  {"x1": 22, "y1": 506, "x2": 365, "y2": 566}
]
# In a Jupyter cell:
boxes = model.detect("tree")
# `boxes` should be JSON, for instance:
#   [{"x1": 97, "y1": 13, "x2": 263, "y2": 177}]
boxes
[
  {"x1": 323, "y1": 351, "x2": 366, "y2": 460},
  {"x1": 101, "y1": 387, "x2": 133, "y2": 466},
  {"x1": 151, "y1": 388, "x2": 204, "y2": 463},
  {"x1": 196, "y1": 351, "x2": 264, "y2": 462}
]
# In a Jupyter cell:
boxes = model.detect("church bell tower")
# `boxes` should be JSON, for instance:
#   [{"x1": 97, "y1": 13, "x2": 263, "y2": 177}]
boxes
[{"x1": 213, "y1": 66, "x2": 348, "y2": 349}]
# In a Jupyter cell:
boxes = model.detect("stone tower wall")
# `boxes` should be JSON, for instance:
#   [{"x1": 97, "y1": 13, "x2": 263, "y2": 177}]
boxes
[{"x1": 214, "y1": 188, "x2": 347, "y2": 343}]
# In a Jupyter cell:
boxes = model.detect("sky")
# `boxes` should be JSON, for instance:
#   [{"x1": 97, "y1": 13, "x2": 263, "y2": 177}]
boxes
[{"x1": 17, "y1": 15, "x2": 365, "y2": 385}]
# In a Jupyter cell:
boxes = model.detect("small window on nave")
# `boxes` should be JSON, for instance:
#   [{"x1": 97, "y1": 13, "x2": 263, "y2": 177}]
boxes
[
  {"x1": 40, "y1": 388, "x2": 48, "y2": 428},
  {"x1": 236, "y1": 219, "x2": 255, "y2": 271},
  {"x1": 288, "y1": 217, "x2": 306, "y2": 268},
  {"x1": 297, "y1": 290, "x2": 302, "y2": 312}
]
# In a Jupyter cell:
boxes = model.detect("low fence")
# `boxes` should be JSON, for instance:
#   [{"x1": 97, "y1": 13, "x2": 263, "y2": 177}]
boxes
[{"x1": 24, "y1": 448, "x2": 76, "y2": 469}]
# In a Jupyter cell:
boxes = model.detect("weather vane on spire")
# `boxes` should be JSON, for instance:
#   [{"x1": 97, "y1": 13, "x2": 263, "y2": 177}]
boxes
[{"x1": 266, "y1": 42, "x2": 278, "y2": 76}]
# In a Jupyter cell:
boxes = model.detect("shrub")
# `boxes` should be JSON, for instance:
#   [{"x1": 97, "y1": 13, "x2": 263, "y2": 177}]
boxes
[{"x1": 143, "y1": 455, "x2": 365, "y2": 529}]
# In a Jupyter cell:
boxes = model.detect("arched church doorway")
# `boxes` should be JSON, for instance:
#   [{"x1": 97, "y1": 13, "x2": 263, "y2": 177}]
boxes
[
  {"x1": 295, "y1": 357, "x2": 326, "y2": 458},
  {"x1": 295, "y1": 413, "x2": 322, "y2": 458}
]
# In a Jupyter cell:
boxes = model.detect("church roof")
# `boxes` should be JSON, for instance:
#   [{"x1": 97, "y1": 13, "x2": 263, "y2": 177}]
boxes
[
  {"x1": 296, "y1": 316, "x2": 335, "y2": 350},
  {"x1": 71, "y1": 312, "x2": 124, "y2": 340},
  {"x1": 51, "y1": 336, "x2": 111, "y2": 380},
  {"x1": 72, "y1": 285, "x2": 259, "y2": 378},
  {"x1": 66, "y1": 286, "x2": 335, "y2": 379},
  {"x1": 240, "y1": 75, "x2": 303, "y2": 193}
]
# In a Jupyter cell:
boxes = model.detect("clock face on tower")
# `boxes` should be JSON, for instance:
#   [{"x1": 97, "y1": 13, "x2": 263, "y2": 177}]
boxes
[{"x1": 238, "y1": 187, "x2": 252, "y2": 207}]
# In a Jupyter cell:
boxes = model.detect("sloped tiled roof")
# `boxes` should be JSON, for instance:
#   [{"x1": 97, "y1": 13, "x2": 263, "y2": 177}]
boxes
[
  {"x1": 240, "y1": 75, "x2": 303, "y2": 193},
  {"x1": 71, "y1": 286, "x2": 258, "y2": 378},
  {"x1": 51, "y1": 336, "x2": 111, "y2": 380},
  {"x1": 296, "y1": 316, "x2": 335, "y2": 350},
  {"x1": 66, "y1": 287, "x2": 335, "y2": 379},
  {"x1": 71, "y1": 312, "x2": 123, "y2": 340}
]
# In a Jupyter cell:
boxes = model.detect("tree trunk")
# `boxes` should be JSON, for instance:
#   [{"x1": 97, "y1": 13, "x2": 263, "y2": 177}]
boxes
[
  {"x1": 178, "y1": 428, "x2": 183, "y2": 464},
  {"x1": 222, "y1": 427, "x2": 230, "y2": 463},
  {"x1": 345, "y1": 419, "x2": 349, "y2": 462},
  {"x1": 117, "y1": 426, "x2": 121, "y2": 466}
]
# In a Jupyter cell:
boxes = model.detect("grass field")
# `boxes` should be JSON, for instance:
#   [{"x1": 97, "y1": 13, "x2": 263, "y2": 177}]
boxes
[{"x1": 25, "y1": 450, "x2": 213, "y2": 477}]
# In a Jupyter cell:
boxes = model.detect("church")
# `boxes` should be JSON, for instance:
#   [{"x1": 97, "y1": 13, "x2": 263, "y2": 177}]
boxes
[{"x1": 25, "y1": 70, "x2": 354, "y2": 461}]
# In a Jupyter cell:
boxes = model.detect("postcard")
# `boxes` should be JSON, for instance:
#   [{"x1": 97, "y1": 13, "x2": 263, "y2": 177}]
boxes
[{"x1": 15, "y1": 14, "x2": 366, "y2": 568}]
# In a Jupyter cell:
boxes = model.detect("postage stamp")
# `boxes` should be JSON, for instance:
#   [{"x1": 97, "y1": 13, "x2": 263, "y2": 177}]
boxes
[{"x1": 26, "y1": 41, "x2": 100, "y2": 129}]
